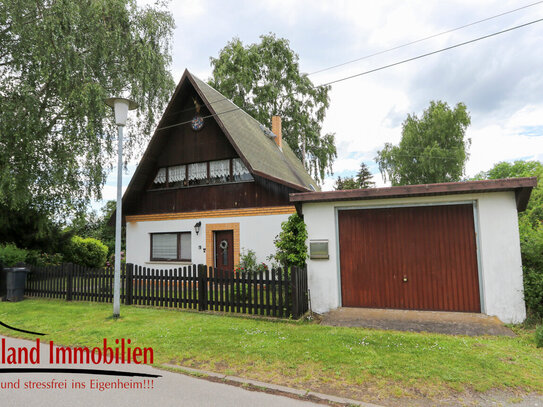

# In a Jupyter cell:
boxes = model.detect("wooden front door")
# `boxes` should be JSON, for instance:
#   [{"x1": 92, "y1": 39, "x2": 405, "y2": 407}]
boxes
[
  {"x1": 214, "y1": 230, "x2": 234, "y2": 271},
  {"x1": 338, "y1": 204, "x2": 481, "y2": 312}
]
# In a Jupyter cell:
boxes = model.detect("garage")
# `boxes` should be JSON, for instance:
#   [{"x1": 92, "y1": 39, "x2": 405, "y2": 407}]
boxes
[
  {"x1": 338, "y1": 204, "x2": 480, "y2": 312},
  {"x1": 290, "y1": 178, "x2": 537, "y2": 323}
]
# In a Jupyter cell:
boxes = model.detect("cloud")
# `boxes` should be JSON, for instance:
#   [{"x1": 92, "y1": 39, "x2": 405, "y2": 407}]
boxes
[{"x1": 119, "y1": 0, "x2": 543, "y2": 205}]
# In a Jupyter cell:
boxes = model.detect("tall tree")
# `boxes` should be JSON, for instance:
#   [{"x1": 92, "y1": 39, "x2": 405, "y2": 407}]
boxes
[
  {"x1": 209, "y1": 34, "x2": 337, "y2": 183},
  {"x1": 334, "y1": 176, "x2": 358, "y2": 190},
  {"x1": 0, "y1": 0, "x2": 175, "y2": 216},
  {"x1": 356, "y1": 162, "x2": 375, "y2": 188},
  {"x1": 376, "y1": 101, "x2": 471, "y2": 186},
  {"x1": 334, "y1": 162, "x2": 375, "y2": 190}
]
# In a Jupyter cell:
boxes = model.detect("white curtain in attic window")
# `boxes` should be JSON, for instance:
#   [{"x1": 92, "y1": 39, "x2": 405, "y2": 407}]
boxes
[
  {"x1": 154, "y1": 168, "x2": 166, "y2": 184},
  {"x1": 210, "y1": 160, "x2": 230, "y2": 178},
  {"x1": 188, "y1": 162, "x2": 207, "y2": 180},
  {"x1": 169, "y1": 165, "x2": 186, "y2": 182},
  {"x1": 232, "y1": 158, "x2": 250, "y2": 176}
]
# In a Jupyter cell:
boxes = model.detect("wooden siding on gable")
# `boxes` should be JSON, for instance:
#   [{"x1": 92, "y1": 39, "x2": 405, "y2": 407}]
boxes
[
  {"x1": 156, "y1": 91, "x2": 237, "y2": 167},
  {"x1": 128, "y1": 176, "x2": 296, "y2": 215},
  {"x1": 123, "y1": 85, "x2": 298, "y2": 216}
]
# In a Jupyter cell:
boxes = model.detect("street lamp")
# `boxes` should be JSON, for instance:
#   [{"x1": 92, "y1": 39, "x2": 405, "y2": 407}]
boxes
[{"x1": 105, "y1": 97, "x2": 137, "y2": 318}]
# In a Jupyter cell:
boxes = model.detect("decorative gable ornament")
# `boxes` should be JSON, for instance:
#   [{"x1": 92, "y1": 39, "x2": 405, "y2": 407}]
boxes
[{"x1": 191, "y1": 97, "x2": 204, "y2": 131}]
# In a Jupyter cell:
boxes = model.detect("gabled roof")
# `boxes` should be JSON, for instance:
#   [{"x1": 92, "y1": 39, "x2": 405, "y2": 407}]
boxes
[
  {"x1": 290, "y1": 177, "x2": 537, "y2": 211},
  {"x1": 187, "y1": 73, "x2": 318, "y2": 191}
]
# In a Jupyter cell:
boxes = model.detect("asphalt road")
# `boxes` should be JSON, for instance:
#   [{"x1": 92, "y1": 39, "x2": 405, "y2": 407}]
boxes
[{"x1": 0, "y1": 335, "x2": 320, "y2": 407}]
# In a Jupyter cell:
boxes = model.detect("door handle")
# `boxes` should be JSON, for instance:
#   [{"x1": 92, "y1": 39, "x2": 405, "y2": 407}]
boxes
[{"x1": 402, "y1": 275, "x2": 408, "y2": 282}]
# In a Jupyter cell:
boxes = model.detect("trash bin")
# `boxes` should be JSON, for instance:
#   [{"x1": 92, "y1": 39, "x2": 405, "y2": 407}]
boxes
[
  {"x1": 0, "y1": 262, "x2": 6, "y2": 299},
  {"x1": 3, "y1": 263, "x2": 29, "y2": 302}
]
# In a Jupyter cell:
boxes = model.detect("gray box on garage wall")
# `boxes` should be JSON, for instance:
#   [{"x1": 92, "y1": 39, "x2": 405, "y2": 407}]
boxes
[{"x1": 309, "y1": 240, "x2": 329, "y2": 259}]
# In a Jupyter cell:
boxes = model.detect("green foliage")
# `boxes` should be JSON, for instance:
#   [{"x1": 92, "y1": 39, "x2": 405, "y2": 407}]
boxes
[
  {"x1": 0, "y1": 244, "x2": 28, "y2": 267},
  {"x1": 0, "y1": 205, "x2": 72, "y2": 253},
  {"x1": 376, "y1": 101, "x2": 471, "y2": 185},
  {"x1": 335, "y1": 162, "x2": 375, "y2": 190},
  {"x1": 64, "y1": 236, "x2": 108, "y2": 268},
  {"x1": 519, "y1": 219, "x2": 543, "y2": 319},
  {"x1": 25, "y1": 250, "x2": 63, "y2": 267},
  {"x1": 357, "y1": 162, "x2": 376, "y2": 188},
  {"x1": 476, "y1": 160, "x2": 543, "y2": 320},
  {"x1": 67, "y1": 200, "x2": 121, "y2": 256},
  {"x1": 536, "y1": 325, "x2": 543, "y2": 348},
  {"x1": 270, "y1": 214, "x2": 308, "y2": 268},
  {"x1": 209, "y1": 33, "x2": 337, "y2": 183},
  {"x1": 0, "y1": 0, "x2": 175, "y2": 216},
  {"x1": 474, "y1": 160, "x2": 543, "y2": 227},
  {"x1": 334, "y1": 176, "x2": 359, "y2": 190},
  {"x1": 235, "y1": 249, "x2": 268, "y2": 276}
]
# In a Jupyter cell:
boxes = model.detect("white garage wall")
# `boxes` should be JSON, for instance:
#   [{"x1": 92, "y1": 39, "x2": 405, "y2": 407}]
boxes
[
  {"x1": 302, "y1": 191, "x2": 526, "y2": 323},
  {"x1": 126, "y1": 213, "x2": 290, "y2": 269}
]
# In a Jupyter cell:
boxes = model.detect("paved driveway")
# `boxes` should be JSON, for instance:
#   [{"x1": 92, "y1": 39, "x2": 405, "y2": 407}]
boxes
[
  {"x1": 0, "y1": 335, "x2": 320, "y2": 407},
  {"x1": 321, "y1": 307, "x2": 515, "y2": 336}
]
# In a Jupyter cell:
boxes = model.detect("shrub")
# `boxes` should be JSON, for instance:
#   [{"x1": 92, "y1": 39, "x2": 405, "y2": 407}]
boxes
[
  {"x1": 536, "y1": 325, "x2": 543, "y2": 348},
  {"x1": 519, "y1": 218, "x2": 543, "y2": 320},
  {"x1": 0, "y1": 243, "x2": 27, "y2": 267},
  {"x1": 269, "y1": 213, "x2": 308, "y2": 268},
  {"x1": 64, "y1": 236, "x2": 108, "y2": 268},
  {"x1": 25, "y1": 250, "x2": 63, "y2": 267},
  {"x1": 234, "y1": 249, "x2": 268, "y2": 276}
]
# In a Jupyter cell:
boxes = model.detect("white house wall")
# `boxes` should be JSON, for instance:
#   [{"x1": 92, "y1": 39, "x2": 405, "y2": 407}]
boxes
[
  {"x1": 302, "y1": 191, "x2": 526, "y2": 324},
  {"x1": 126, "y1": 213, "x2": 290, "y2": 269}
]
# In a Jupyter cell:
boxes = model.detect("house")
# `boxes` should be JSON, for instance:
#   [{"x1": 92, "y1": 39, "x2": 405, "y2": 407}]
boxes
[
  {"x1": 122, "y1": 69, "x2": 318, "y2": 271},
  {"x1": 290, "y1": 177, "x2": 537, "y2": 324}
]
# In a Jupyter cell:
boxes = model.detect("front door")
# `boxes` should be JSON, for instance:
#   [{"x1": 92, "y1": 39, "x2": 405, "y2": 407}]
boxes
[{"x1": 214, "y1": 230, "x2": 234, "y2": 272}]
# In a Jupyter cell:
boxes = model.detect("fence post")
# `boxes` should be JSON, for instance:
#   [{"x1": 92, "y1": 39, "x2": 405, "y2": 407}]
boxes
[
  {"x1": 197, "y1": 264, "x2": 207, "y2": 311},
  {"x1": 290, "y1": 266, "x2": 299, "y2": 318},
  {"x1": 125, "y1": 263, "x2": 134, "y2": 306},
  {"x1": 66, "y1": 263, "x2": 73, "y2": 302}
]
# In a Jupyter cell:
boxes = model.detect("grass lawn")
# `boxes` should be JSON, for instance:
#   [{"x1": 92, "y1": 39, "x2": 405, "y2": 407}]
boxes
[{"x1": 0, "y1": 299, "x2": 541, "y2": 402}]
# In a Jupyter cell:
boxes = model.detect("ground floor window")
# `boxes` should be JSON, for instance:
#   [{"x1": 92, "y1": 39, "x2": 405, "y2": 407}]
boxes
[{"x1": 150, "y1": 232, "x2": 191, "y2": 261}]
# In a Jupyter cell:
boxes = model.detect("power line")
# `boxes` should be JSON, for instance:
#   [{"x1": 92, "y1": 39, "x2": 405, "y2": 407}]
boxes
[
  {"x1": 157, "y1": 17, "x2": 543, "y2": 131},
  {"x1": 307, "y1": 0, "x2": 543, "y2": 76},
  {"x1": 318, "y1": 17, "x2": 543, "y2": 87},
  {"x1": 162, "y1": 6, "x2": 543, "y2": 121}
]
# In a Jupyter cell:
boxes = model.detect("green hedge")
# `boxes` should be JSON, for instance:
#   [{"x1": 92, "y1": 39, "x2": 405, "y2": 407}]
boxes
[
  {"x1": 64, "y1": 236, "x2": 108, "y2": 268},
  {"x1": 0, "y1": 243, "x2": 27, "y2": 267},
  {"x1": 520, "y1": 218, "x2": 543, "y2": 320}
]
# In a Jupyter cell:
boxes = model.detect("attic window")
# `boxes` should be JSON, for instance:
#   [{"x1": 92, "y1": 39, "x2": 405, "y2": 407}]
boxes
[
  {"x1": 151, "y1": 158, "x2": 253, "y2": 190},
  {"x1": 210, "y1": 159, "x2": 230, "y2": 184},
  {"x1": 188, "y1": 162, "x2": 207, "y2": 185},
  {"x1": 232, "y1": 158, "x2": 252, "y2": 181},
  {"x1": 154, "y1": 168, "x2": 166, "y2": 184},
  {"x1": 169, "y1": 165, "x2": 186, "y2": 187}
]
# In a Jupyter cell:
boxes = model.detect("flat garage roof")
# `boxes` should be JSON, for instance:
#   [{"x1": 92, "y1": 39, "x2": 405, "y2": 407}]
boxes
[{"x1": 290, "y1": 177, "x2": 538, "y2": 212}]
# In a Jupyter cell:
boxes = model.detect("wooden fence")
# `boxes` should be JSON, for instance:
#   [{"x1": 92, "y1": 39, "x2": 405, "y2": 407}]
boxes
[{"x1": 25, "y1": 263, "x2": 309, "y2": 319}]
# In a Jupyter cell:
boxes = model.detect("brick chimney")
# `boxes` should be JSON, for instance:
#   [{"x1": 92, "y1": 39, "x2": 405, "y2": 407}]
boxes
[{"x1": 271, "y1": 116, "x2": 282, "y2": 150}]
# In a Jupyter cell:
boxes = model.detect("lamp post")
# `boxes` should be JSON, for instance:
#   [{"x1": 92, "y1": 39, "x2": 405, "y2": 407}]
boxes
[{"x1": 105, "y1": 97, "x2": 137, "y2": 318}]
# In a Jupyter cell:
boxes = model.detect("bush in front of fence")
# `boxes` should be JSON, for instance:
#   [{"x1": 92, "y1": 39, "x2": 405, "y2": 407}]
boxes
[
  {"x1": 234, "y1": 249, "x2": 268, "y2": 276},
  {"x1": 0, "y1": 243, "x2": 28, "y2": 267},
  {"x1": 63, "y1": 236, "x2": 108, "y2": 268}
]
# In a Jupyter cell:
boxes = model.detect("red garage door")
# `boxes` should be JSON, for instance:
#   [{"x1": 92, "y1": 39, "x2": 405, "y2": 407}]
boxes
[{"x1": 338, "y1": 204, "x2": 481, "y2": 312}]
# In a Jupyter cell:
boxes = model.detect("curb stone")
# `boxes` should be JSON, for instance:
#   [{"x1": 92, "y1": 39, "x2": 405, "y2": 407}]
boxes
[{"x1": 162, "y1": 364, "x2": 383, "y2": 407}]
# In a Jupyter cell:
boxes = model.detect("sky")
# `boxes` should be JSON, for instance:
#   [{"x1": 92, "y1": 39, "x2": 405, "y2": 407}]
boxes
[{"x1": 97, "y1": 0, "x2": 543, "y2": 208}]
